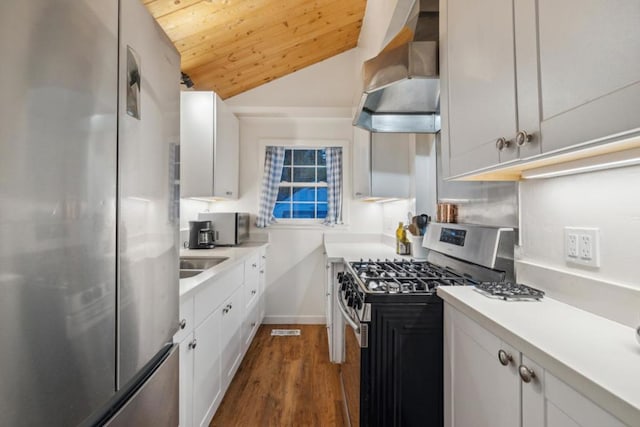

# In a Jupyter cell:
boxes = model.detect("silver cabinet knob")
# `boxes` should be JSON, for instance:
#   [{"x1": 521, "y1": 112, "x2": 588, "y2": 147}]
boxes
[
  {"x1": 495, "y1": 137, "x2": 511, "y2": 151},
  {"x1": 515, "y1": 130, "x2": 533, "y2": 147},
  {"x1": 636, "y1": 326, "x2": 640, "y2": 344},
  {"x1": 251, "y1": 289, "x2": 257, "y2": 295},
  {"x1": 188, "y1": 339, "x2": 197, "y2": 350},
  {"x1": 498, "y1": 349, "x2": 513, "y2": 366},
  {"x1": 252, "y1": 263, "x2": 257, "y2": 268},
  {"x1": 225, "y1": 191, "x2": 233, "y2": 196},
  {"x1": 179, "y1": 319, "x2": 187, "y2": 330},
  {"x1": 260, "y1": 270, "x2": 264, "y2": 274},
  {"x1": 519, "y1": 364, "x2": 536, "y2": 383}
]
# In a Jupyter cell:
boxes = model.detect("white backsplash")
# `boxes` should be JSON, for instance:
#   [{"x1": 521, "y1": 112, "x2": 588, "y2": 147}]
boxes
[{"x1": 518, "y1": 164, "x2": 640, "y2": 327}]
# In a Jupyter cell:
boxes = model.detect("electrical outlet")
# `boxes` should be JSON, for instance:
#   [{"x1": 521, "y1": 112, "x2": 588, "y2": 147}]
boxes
[
  {"x1": 566, "y1": 233, "x2": 578, "y2": 258},
  {"x1": 565, "y1": 227, "x2": 600, "y2": 268},
  {"x1": 580, "y1": 234, "x2": 592, "y2": 260}
]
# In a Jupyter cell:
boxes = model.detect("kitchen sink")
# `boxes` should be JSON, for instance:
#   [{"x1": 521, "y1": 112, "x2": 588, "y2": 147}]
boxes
[
  {"x1": 180, "y1": 256, "x2": 228, "y2": 270},
  {"x1": 179, "y1": 269, "x2": 204, "y2": 279}
]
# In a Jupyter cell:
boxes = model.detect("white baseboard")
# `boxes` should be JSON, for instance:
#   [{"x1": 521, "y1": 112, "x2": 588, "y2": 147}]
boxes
[{"x1": 262, "y1": 315, "x2": 326, "y2": 325}]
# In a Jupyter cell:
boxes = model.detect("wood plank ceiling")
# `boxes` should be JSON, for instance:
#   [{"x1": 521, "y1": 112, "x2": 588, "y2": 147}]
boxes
[{"x1": 143, "y1": 0, "x2": 367, "y2": 99}]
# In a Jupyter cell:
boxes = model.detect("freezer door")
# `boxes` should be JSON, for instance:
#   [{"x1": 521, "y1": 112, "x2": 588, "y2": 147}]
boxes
[
  {"x1": 105, "y1": 345, "x2": 179, "y2": 427},
  {"x1": 0, "y1": 1, "x2": 118, "y2": 425},
  {"x1": 117, "y1": 0, "x2": 181, "y2": 387}
]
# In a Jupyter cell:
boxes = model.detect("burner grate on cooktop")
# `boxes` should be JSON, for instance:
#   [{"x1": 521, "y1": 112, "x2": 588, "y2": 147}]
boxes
[
  {"x1": 474, "y1": 281, "x2": 545, "y2": 301},
  {"x1": 350, "y1": 259, "x2": 479, "y2": 294}
]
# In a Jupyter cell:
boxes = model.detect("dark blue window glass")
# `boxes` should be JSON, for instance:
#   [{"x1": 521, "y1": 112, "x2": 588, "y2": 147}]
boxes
[
  {"x1": 283, "y1": 150, "x2": 292, "y2": 165},
  {"x1": 273, "y1": 202, "x2": 292, "y2": 219},
  {"x1": 292, "y1": 187, "x2": 315, "y2": 202},
  {"x1": 293, "y1": 149, "x2": 315, "y2": 165},
  {"x1": 317, "y1": 150, "x2": 326, "y2": 165},
  {"x1": 316, "y1": 203, "x2": 328, "y2": 218},
  {"x1": 277, "y1": 187, "x2": 291, "y2": 201},
  {"x1": 317, "y1": 187, "x2": 327, "y2": 202},
  {"x1": 292, "y1": 203, "x2": 315, "y2": 219},
  {"x1": 293, "y1": 167, "x2": 315, "y2": 182},
  {"x1": 281, "y1": 167, "x2": 291, "y2": 182}
]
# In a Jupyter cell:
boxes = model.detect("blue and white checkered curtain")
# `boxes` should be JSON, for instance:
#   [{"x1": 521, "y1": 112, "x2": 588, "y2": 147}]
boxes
[
  {"x1": 256, "y1": 146, "x2": 286, "y2": 228},
  {"x1": 323, "y1": 147, "x2": 342, "y2": 225}
]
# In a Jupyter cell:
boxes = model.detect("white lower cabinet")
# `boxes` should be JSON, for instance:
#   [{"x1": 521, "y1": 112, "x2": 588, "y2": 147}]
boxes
[
  {"x1": 175, "y1": 249, "x2": 267, "y2": 427},
  {"x1": 193, "y1": 307, "x2": 222, "y2": 427},
  {"x1": 444, "y1": 304, "x2": 627, "y2": 427},
  {"x1": 220, "y1": 286, "x2": 243, "y2": 391}
]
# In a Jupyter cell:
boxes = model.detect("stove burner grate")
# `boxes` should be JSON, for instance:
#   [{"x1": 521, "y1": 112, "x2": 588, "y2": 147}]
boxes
[{"x1": 474, "y1": 282, "x2": 545, "y2": 301}]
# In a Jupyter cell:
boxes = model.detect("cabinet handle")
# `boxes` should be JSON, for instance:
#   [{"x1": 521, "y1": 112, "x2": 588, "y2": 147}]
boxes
[
  {"x1": 518, "y1": 364, "x2": 536, "y2": 383},
  {"x1": 179, "y1": 319, "x2": 187, "y2": 330},
  {"x1": 515, "y1": 130, "x2": 533, "y2": 147},
  {"x1": 262, "y1": 255, "x2": 266, "y2": 259},
  {"x1": 497, "y1": 349, "x2": 513, "y2": 366},
  {"x1": 188, "y1": 339, "x2": 197, "y2": 350},
  {"x1": 260, "y1": 270, "x2": 264, "y2": 274},
  {"x1": 223, "y1": 303, "x2": 232, "y2": 314},
  {"x1": 495, "y1": 137, "x2": 511, "y2": 151},
  {"x1": 355, "y1": 192, "x2": 363, "y2": 196},
  {"x1": 225, "y1": 191, "x2": 233, "y2": 196},
  {"x1": 251, "y1": 289, "x2": 257, "y2": 295},
  {"x1": 252, "y1": 263, "x2": 257, "y2": 268},
  {"x1": 251, "y1": 322, "x2": 256, "y2": 327}
]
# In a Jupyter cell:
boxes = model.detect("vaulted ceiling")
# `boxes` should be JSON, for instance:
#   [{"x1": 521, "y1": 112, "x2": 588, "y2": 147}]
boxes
[{"x1": 143, "y1": 0, "x2": 367, "y2": 99}]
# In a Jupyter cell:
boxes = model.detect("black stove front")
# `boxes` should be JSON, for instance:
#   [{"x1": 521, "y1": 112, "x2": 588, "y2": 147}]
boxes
[{"x1": 338, "y1": 259, "x2": 461, "y2": 427}]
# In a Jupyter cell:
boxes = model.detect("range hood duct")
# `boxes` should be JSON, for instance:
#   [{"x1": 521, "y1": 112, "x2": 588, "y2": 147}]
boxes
[{"x1": 354, "y1": 0, "x2": 440, "y2": 133}]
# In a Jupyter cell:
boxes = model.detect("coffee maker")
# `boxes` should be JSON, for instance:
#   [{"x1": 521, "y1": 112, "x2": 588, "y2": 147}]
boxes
[{"x1": 188, "y1": 220, "x2": 215, "y2": 249}]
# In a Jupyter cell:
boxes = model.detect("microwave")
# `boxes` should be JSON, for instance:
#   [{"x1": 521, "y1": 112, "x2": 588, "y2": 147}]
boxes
[{"x1": 197, "y1": 212, "x2": 250, "y2": 246}]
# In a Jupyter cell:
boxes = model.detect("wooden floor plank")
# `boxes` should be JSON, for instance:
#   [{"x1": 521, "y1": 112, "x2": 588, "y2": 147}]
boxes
[{"x1": 210, "y1": 325, "x2": 347, "y2": 427}]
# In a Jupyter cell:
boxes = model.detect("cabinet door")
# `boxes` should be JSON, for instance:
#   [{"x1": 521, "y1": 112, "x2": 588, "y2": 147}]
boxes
[
  {"x1": 213, "y1": 94, "x2": 239, "y2": 199},
  {"x1": 180, "y1": 91, "x2": 214, "y2": 198},
  {"x1": 179, "y1": 334, "x2": 195, "y2": 427},
  {"x1": 258, "y1": 248, "x2": 266, "y2": 322},
  {"x1": 370, "y1": 133, "x2": 411, "y2": 198},
  {"x1": 352, "y1": 126, "x2": 371, "y2": 199},
  {"x1": 443, "y1": 0, "x2": 519, "y2": 176},
  {"x1": 221, "y1": 287, "x2": 243, "y2": 390},
  {"x1": 536, "y1": 0, "x2": 640, "y2": 154},
  {"x1": 193, "y1": 308, "x2": 222, "y2": 427},
  {"x1": 243, "y1": 254, "x2": 260, "y2": 310},
  {"x1": 445, "y1": 305, "x2": 520, "y2": 427},
  {"x1": 521, "y1": 356, "x2": 627, "y2": 427}
]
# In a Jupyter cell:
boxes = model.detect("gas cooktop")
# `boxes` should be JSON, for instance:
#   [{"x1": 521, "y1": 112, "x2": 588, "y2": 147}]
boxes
[{"x1": 348, "y1": 259, "x2": 478, "y2": 294}]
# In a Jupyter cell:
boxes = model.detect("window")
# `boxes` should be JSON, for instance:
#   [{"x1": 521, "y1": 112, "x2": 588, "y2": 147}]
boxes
[{"x1": 273, "y1": 148, "x2": 328, "y2": 219}]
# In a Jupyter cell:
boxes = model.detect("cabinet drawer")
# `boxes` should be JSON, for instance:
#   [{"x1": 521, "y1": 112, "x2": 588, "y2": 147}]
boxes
[
  {"x1": 174, "y1": 295, "x2": 194, "y2": 343},
  {"x1": 243, "y1": 302, "x2": 260, "y2": 349},
  {"x1": 194, "y1": 262, "x2": 244, "y2": 327}
]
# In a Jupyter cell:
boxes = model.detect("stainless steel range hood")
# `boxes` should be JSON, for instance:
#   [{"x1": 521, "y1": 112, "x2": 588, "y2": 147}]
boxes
[{"x1": 354, "y1": 0, "x2": 440, "y2": 133}]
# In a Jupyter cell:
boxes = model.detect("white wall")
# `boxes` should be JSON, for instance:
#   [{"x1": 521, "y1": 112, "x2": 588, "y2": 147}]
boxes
[{"x1": 517, "y1": 165, "x2": 640, "y2": 327}]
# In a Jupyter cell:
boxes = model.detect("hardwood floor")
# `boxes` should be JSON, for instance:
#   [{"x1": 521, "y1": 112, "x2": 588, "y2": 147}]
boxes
[{"x1": 210, "y1": 325, "x2": 347, "y2": 427}]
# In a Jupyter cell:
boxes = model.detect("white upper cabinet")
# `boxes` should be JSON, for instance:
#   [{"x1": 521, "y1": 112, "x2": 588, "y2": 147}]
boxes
[
  {"x1": 440, "y1": 0, "x2": 640, "y2": 178},
  {"x1": 534, "y1": 0, "x2": 640, "y2": 154},
  {"x1": 180, "y1": 91, "x2": 239, "y2": 199},
  {"x1": 352, "y1": 128, "x2": 412, "y2": 199}
]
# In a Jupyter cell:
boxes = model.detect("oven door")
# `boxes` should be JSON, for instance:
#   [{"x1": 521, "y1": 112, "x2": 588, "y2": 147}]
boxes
[{"x1": 338, "y1": 293, "x2": 366, "y2": 426}]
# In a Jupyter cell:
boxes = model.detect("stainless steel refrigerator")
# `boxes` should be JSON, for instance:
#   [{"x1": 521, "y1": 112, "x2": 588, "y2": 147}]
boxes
[{"x1": 0, "y1": 1, "x2": 181, "y2": 425}]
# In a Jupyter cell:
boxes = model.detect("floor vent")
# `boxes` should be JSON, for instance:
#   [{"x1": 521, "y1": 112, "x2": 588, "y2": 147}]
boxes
[{"x1": 271, "y1": 329, "x2": 301, "y2": 336}]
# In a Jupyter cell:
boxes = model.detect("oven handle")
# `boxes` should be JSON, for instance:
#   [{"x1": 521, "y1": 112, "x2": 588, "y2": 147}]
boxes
[{"x1": 337, "y1": 292, "x2": 360, "y2": 334}]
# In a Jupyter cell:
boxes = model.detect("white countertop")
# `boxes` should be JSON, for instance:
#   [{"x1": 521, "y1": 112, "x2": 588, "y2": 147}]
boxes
[
  {"x1": 437, "y1": 286, "x2": 640, "y2": 427},
  {"x1": 179, "y1": 243, "x2": 268, "y2": 298}
]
